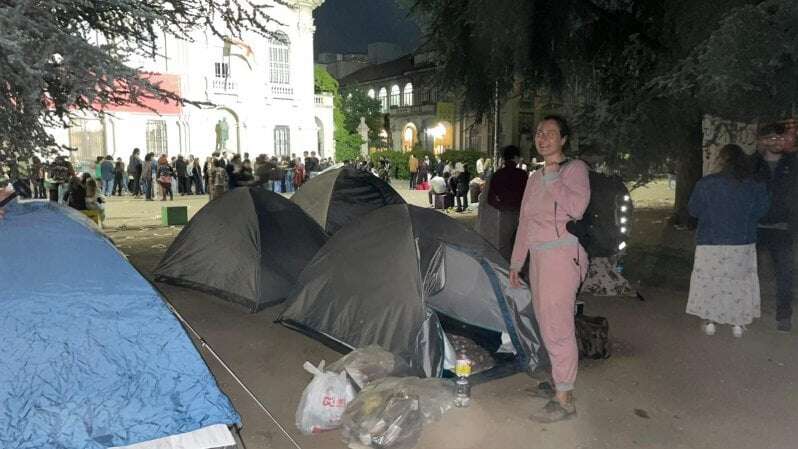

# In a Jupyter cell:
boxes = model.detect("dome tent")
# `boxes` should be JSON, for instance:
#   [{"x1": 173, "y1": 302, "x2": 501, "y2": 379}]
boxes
[
  {"x1": 291, "y1": 167, "x2": 406, "y2": 234},
  {"x1": 0, "y1": 201, "x2": 239, "y2": 448},
  {"x1": 155, "y1": 188, "x2": 328, "y2": 312},
  {"x1": 279, "y1": 204, "x2": 544, "y2": 378}
]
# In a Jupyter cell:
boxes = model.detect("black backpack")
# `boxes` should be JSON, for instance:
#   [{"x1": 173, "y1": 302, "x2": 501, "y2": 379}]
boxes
[
  {"x1": 561, "y1": 159, "x2": 631, "y2": 258},
  {"x1": 575, "y1": 315, "x2": 610, "y2": 359}
]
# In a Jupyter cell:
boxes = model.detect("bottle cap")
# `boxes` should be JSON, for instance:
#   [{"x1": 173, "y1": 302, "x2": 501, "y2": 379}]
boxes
[{"x1": 455, "y1": 358, "x2": 472, "y2": 377}]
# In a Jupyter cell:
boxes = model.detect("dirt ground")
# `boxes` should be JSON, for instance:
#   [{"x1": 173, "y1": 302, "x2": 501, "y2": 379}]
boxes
[{"x1": 101, "y1": 181, "x2": 797, "y2": 449}]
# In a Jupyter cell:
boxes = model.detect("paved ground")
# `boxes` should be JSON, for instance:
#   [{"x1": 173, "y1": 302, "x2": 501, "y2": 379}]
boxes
[{"x1": 102, "y1": 181, "x2": 797, "y2": 449}]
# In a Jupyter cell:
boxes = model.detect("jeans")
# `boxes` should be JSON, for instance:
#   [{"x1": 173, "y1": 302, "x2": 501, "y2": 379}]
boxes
[
  {"x1": 410, "y1": 172, "x2": 417, "y2": 189},
  {"x1": 141, "y1": 177, "x2": 153, "y2": 200},
  {"x1": 102, "y1": 177, "x2": 114, "y2": 196},
  {"x1": 758, "y1": 228, "x2": 794, "y2": 321},
  {"x1": 112, "y1": 175, "x2": 124, "y2": 195},
  {"x1": 284, "y1": 171, "x2": 294, "y2": 193},
  {"x1": 272, "y1": 180, "x2": 282, "y2": 193}
]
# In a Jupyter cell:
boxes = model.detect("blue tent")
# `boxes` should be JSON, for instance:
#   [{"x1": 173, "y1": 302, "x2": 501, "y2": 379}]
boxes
[{"x1": 0, "y1": 201, "x2": 240, "y2": 449}]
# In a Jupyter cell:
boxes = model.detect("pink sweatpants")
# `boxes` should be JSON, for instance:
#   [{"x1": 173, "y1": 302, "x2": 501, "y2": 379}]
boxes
[{"x1": 528, "y1": 244, "x2": 588, "y2": 391}]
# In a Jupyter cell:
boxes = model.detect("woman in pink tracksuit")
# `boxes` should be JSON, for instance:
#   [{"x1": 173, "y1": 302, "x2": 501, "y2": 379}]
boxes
[{"x1": 510, "y1": 115, "x2": 590, "y2": 423}]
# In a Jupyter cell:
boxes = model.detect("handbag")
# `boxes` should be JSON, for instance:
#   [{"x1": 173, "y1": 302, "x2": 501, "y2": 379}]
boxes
[{"x1": 158, "y1": 175, "x2": 173, "y2": 184}]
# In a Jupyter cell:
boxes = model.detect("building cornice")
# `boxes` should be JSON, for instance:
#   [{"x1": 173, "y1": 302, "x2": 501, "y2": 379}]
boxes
[{"x1": 293, "y1": 0, "x2": 324, "y2": 10}]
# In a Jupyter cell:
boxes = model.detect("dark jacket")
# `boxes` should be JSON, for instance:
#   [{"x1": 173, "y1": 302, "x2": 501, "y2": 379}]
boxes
[
  {"x1": 688, "y1": 172, "x2": 770, "y2": 245},
  {"x1": 100, "y1": 160, "x2": 114, "y2": 180},
  {"x1": 175, "y1": 157, "x2": 188, "y2": 177},
  {"x1": 63, "y1": 183, "x2": 87, "y2": 210},
  {"x1": 487, "y1": 163, "x2": 528, "y2": 211},
  {"x1": 752, "y1": 152, "x2": 797, "y2": 228},
  {"x1": 128, "y1": 155, "x2": 142, "y2": 177}
]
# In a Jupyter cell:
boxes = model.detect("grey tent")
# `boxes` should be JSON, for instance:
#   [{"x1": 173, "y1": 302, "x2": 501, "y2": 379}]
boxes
[
  {"x1": 155, "y1": 188, "x2": 328, "y2": 312},
  {"x1": 279, "y1": 204, "x2": 544, "y2": 377},
  {"x1": 291, "y1": 167, "x2": 406, "y2": 234}
]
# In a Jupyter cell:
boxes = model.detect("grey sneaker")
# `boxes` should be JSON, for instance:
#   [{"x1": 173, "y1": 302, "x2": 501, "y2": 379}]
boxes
[
  {"x1": 777, "y1": 319, "x2": 792, "y2": 333},
  {"x1": 530, "y1": 399, "x2": 577, "y2": 423}
]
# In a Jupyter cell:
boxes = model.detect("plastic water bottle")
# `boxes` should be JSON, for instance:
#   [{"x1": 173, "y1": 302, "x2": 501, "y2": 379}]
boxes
[{"x1": 454, "y1": 355, "x2": 472, "y2": 408}]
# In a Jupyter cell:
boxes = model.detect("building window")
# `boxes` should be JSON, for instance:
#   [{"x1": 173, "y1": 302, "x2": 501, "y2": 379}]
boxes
[
  {"x1": 403, "y1": 83, "x2": 413, "y2": 106},
  {"x1": 214, "y1": 62, "x2": 230, "y2": 78},
  {"x1": 367, "y1": 88, "x2": 376, "y2": 99},
  {"x1": 390, "y1": 85, "x2": 401, "y2": 107},
  {"x1": 378, "y1": 87, "x2": 388, "y2": 113},
  {"x1": 68, "y1": 118, "x2": 106, "y2": 164},
  {"x1": 274, "y1": 126, "x2": 290, "y2": 156},
  {"x1": 269, "y1": 34, "x2": 290, "y2": 85},
  {"x1": 146, "y1": 120, "x2": 168, "y2": 154}
]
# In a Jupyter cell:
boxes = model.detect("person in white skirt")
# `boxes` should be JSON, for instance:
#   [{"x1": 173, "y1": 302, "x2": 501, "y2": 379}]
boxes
[{"x1": 687, "y1": 144, "x2": 770, "y2": 337}]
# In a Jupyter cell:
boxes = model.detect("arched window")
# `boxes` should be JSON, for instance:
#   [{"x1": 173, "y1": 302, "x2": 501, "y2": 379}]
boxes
[
  {"x1": 390, "y1": 85, "x2": 401, "y2": 107},
  {"x1": 269, "y1": 33, "x2": 290, "y2": 85},
  {"x1": 367, "y1": 88, "x2": 376, "y2": 99},
  {"x1": 378, "y1": 87, "x2": 388, "y2": 113},
  {"x1": 403, "y1": 83, "x2": 413, "y2": 106}
]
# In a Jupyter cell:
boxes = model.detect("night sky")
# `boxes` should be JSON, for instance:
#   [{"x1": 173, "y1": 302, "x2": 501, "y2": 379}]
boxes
[{"x1": 314, "y1": 0, "x2": 421, "y2": 56}]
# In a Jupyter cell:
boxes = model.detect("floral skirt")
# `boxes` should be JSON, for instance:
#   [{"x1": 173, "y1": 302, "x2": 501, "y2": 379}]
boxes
[{"x1": 686, "y1": 244, "x2": 761, "y2": 325}]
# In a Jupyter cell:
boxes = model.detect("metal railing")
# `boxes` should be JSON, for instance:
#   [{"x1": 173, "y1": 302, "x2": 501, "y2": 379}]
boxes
[
  {"x1": 211, "y1": 78, "x2": 237, "y2": 92},
  {"x1": 272, "y1": 85, "x2": 294, "y2": 98}
]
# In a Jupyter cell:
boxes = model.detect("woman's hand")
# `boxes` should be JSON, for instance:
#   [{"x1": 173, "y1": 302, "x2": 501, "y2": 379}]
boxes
[{"x1": 509, "y1": 270, "x2": 521, "y2": 288}]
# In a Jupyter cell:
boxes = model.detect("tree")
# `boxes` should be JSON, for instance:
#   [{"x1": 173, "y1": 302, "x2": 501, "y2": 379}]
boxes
[
  {"x1": 0, "y1": 0, "x2": 282, "y2": 161},
  {"x1": 315, "y1": 65, "x2": 363, "y2": 161},
  {"x1": 410, "y1": 0, "x2": 798, "y2": 223}
]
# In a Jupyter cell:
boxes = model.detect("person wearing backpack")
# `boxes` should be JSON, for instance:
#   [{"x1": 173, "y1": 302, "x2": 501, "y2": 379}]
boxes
[{"x1": 509, "y1": 115, "x2": 590, "y2": 423}]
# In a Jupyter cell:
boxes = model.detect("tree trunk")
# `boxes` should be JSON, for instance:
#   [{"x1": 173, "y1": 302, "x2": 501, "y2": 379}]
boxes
[{"x1": 672, "y1": 120, "x2": 704, "y2": 227}]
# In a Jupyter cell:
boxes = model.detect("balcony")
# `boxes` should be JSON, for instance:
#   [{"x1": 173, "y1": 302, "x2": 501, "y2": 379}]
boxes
[
  {"x1": 211, "y1": 77, "x2": 237, "y2": 93},
  {"x1": 391, "y1": 103, "x2": 437, "y2": 116},
  {"x1": 314, "y1": 93, "x2": 334, "y2": 108},
  {"x1": 271, "y1": 85, "x2": 294, "y2": 99}
]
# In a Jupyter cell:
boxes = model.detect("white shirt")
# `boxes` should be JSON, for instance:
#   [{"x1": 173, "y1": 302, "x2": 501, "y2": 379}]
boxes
[
  {"x1": 430, "y1": 176, "x2": 448, "y2": 194},
  {"x1": 476, "y1": 158, "x2": 485, "y2": 174}
]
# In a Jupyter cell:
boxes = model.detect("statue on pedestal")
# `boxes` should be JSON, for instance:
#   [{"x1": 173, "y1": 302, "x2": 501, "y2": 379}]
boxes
[{"x1": 215, "y1": 118, "x2": 229, "y2": 152}]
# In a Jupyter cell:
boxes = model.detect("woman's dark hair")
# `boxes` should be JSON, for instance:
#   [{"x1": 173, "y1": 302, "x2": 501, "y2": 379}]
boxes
[
  {"x1": 541, "y1": 114, "x2": 571, "y2": 138},
  {"x1": 501, "y1": 145, "x2": 521, "y2": 160},
  {"x1": 718, "y1": 144, "x2": 753, "y2": 181}
]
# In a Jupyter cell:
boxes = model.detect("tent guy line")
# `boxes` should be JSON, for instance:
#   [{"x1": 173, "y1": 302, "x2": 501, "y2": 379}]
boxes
[{"x1": 153, "y1": 282, "x2": 304, "y2": 449}]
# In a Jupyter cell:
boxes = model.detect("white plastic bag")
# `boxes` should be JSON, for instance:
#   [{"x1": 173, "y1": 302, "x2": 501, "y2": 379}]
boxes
[{"x1": 296, "y1": 360, "x2": 356, "y2": 435}]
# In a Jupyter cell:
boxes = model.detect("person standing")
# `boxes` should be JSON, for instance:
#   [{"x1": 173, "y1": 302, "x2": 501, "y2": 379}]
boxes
[
  {"x1": 192, "y1": 157, "x2": 204, "y2": 195},
  {"x1": 687, "y1": 144, "x2": 770, "y2": 337},
  {"x1": 128, "y1": 148, "x2": 142, "y2": 197},
  {"x1": 100, "y1": 156, "x2": 114, "y2": 196},
  {"x1": 408, "y1": 154, "x2": 419, "y2": 189},
  {"x1": 455, "y1": 162, "x2": 470, "y2": 212},
  {"x1": 209, "y1": 159, "x2": 228, "y2": 200},
  {"x1": 476, "y1": 157, "x2": 485, "y2": 179},
  {"x1": 157, "y1": 155, "x2": 174, "y2": 201},
  {"x1": 175, "y1": 155, "x2": 188, "y2": 195},
  {"x1": 509, "y1": 115, "x2": 590, "y2": 423},
  {"x1": 113, "y1": 158, "x2": 126, "y2": 196},
  {"x1": 31, "y1": 156, "x2": 45, "y2": 199},
  {"x1": 753, "y1": 123, "x2": 797, "y2": 332},
  {"x1": 141, "y1": 153, "x2": 154, "y2": 201},
  {"x1": 484, "y1": 145, "x2": 529, "y2": 260}
]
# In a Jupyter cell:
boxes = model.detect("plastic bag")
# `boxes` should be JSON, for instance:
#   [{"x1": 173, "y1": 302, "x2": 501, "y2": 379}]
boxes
[
  {"x1": 328, "y1": 346, "x2": 415, "y2": 389},
  {"x1": 341, "y1": 377, "x2": 455, "y2": 449},
  {"x1": 342, "y1": 391, "x2": 423, "y2": 449},
  {"x1": 296, "y1": 360, "x2": 357, "y2": 435}
]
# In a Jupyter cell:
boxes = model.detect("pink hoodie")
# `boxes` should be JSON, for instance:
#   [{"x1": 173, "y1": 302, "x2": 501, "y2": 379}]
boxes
[{"x1": 509, "y1": 159, "x2": 591, "y2": 271}]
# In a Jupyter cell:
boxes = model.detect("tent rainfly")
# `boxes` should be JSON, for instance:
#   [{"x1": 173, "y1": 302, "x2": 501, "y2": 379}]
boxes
[
  {"x1": 155, "y1": 188, "x2": 328, "y2": 312},
  {"x1": 291, "y1": 167, "x2": 406, "y2": 234},
  {"x1": 279, "y1": 204, "x2": 545, "y2": 378}
]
